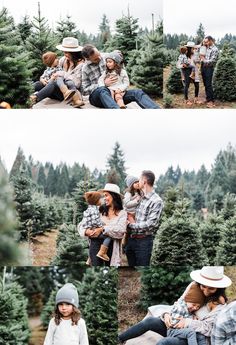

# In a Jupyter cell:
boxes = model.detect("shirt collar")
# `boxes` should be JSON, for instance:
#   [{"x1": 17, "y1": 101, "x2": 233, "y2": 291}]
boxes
[{"x1": 144, "y1": 190, "x2": 155, "y2": 199}]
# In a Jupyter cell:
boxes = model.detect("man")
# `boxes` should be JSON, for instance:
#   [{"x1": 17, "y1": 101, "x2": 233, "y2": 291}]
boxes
[
  {"x1": 211, "y1": 300, "x2": 236, "y2": 345},
  {"x1": 81, "y1": 44, "x2": 160, "y2": 109},
  {"x1": 201, "y1": 36, "x2": 219, "y2": 108},
  {"x1": 125, "y1": 170, "x2": 163, "y2": 266}
]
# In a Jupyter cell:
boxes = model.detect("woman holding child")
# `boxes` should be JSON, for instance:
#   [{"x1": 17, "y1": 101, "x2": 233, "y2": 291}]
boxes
[
  {"x1": 79, "y1": 183, "x2": 127, "y2": 267},
  {"x1": 118, "y1": 266, "x2": 232, "y2": 345}
]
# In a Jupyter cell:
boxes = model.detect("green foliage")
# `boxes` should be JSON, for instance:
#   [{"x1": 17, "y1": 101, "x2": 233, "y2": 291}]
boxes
[
  {"x1": 166, "y1": 64, "x2": 183, "y2": 94},
  {"x1": 55, "y1": 15, "x2": 77, "y2": 42},
  {"x1": 106, "y1": 142, "x2": 127, "y2": 191},
  {"x1": 213, "y1": 55, "x2": 236, "y2": 101},
  {"x1": 215, "y1": 215, "x2": 236, "y2": 265},
  {"x1": 163, "y1": 93, "x2": 174, "y2": 108},
  {"x1": 138, "y1": 267, "x2": 192, "y2": 309},
  {"x1": 41, "y1": 290, "x2": 56, "y2": 328}
]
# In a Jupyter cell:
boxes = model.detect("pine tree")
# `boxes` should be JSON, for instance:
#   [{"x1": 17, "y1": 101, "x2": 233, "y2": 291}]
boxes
[
  {"x1": 106, "y1": 142, "x2": 127, "y2": 191},
  {"x1": 56, "y1": 164, "x2": 70, "y2": 196},
  {"x1": 166, "y1": 64, "x2": 183, "y2": 94},
  {"x1": 0, "y1": 162, "x2": 19, "y2": 264},
  {"x1": 98, "y1": 14, "x2": 111, "y2": 49},
  {"x1": 220, "y1": 193, "x2": 236, "y2": 220},
  {"x1": 131, "y1": 31, "x2": 164, "y2": 96},
  {"x1": 55, "y1": 15, "x2": 77, "y2": 42},
  {"x1": 215, "y1": 215, "x2": 236, "y2": 265},
  {"x1": 0, "y1": 8, "x2": 32, "y2": 107},
  {"x1": 17, "y1": 15, "x2": 33, "y2": 43},
  {"x1": 195, "y1": 23, "x2": 205, "y2": 44},
  {"x1": 37, "y1": 164, "x2": 46, "y2": 191},
  {"x1": 45, "y1": 164, "x2": 56, "y2": 196},
  {"x1": 41, "y1": 289, "x2": 57, "y2": 327}
]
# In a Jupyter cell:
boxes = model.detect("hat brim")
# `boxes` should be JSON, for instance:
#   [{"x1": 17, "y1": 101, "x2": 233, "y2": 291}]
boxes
[
  {"x1": 190, "y1": 270, "x2": 232, "y2": 288},
  {"x1": 98, "y1": 189, "x2": 123, "y2": 198},
  {"x1": 56, "y1": 44, "x2": 83, "y2": 52}
]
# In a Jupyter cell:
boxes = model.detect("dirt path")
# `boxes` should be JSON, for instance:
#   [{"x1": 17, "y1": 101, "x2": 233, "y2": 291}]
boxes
[
  {"x1": 31, "y1": 229, "x2": 58, "y2": 266},
  {"x1": 29, "y1": 316, "x2": 46, "y2": 345},
  {"x1": 118, "y1": 268, "x2": 146, "y2": 332}
]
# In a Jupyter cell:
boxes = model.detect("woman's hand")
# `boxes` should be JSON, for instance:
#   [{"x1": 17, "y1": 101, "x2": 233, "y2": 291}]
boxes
[
  {"x1": 163, "y1": 313, "x2": 172, "y2": 328},
  {"x1": 90, "y1": 227, "x2": 103, "y2": 238},
  {"x1": 173, "y1": 317, "x2": 186, "y2": 329},
  {"x1": 85, "y1": 229, "x2": 95, "y2": 237}
]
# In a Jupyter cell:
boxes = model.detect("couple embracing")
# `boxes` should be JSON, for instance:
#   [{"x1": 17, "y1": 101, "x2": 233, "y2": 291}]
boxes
[{"x1": 78, "y1": 170, "x2": 163, "y2": 267}]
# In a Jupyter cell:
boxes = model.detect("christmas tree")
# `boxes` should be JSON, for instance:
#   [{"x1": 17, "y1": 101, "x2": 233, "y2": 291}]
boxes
[
  {"x1": 215, "y1": 215, "x2": 236, "y2": 265},
  {"x1": 166, "y1": 64, "x2": 183, "y2": 94}
]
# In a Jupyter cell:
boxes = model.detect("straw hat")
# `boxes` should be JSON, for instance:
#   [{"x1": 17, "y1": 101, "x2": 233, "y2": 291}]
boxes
[
  {"x1": 56, "y1": 37, "x2": 83, "y2": 52},
  {"x1": 190, "y1": 266, "x2": 232, "y2": 288},
  {"x1": 99, "y1": 183, "x2": 123, "y2": 196}
]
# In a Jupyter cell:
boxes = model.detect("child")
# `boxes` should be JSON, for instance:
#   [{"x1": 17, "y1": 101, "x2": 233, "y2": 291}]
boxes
[
  {"x1": 98, "y1": 51, "x2": 129, "y2": 108},
  {"x1": 122, "y1": 176, "x2": 142, "y2": 247},
  {"x1": 199, "y1": 41, "x2": 207, "y2": 62},
  {"x1": 178, "y1": 46, "x2": 195, "y2": 80},
  {"x1": 44, "y1": 283, "x2": 89, "y2": 345},
  {"x1": 81, "y1": 191, "x2": 112, "y2": 262}
]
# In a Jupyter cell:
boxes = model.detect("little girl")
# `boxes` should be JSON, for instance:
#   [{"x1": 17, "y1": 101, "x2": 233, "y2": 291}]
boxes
[
  {"x1": 122, "y1": 175, "x2": 142, "y2": 246},
  {"x1": 177, "y1": 46, "x2": 195, "y2": 80},
  {"x1": 98, "y1": 51, "x2": 129, "y2": 108},
  {"x1": 43, "y1": 283, "x2": 89, "y2": 345}
]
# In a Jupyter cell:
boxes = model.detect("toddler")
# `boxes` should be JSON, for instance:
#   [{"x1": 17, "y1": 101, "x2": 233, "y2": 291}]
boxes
[{"x1": 178, "y1": 46, "x2": 195, "y2": 80}]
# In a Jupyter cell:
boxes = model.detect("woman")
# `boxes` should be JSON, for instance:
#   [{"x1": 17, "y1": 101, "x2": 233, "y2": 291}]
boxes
[
  {"x1": 118, "y1": 266, "x2": 232, "y2": 345},
  {"x1": 32, "y1": 37, "x2": 84, "y2": 107},
  {"x1": 79, "y1": 183, "x2": 127, "y2": 267},
  {"x1": 179, "y1": 41, "x2": 201, "y2": 106}
]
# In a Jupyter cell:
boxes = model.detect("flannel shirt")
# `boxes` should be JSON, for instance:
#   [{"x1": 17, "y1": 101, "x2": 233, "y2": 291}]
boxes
[
  {"x1": 128, "y1": 191, "x2": 163, "y2": 235},
  {"x1": 178, "y1": 53, "x2": 189, "y2": 66},
  {"x1": 40, "y1": 66, "x2": 63, "y2": 81},
  {"x1": 211, "y1": 301, "x2": 236, "y2": 345},
  {"x1": 204, "y1": 45, "x2": 219, "y2": 66},
  {"x1": 80, "y1": 205, "x2": 103, "y2": 229},
  {"x1": 170, "y1": 298, "x2": 193, "y2": 327},
  {"x1": 81, "y1": 56, "x2": 106, "y2": 95}
]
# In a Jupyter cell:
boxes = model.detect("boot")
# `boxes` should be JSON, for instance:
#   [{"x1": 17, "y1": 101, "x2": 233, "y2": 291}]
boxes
[
  {"x1": 72, "y1": 91, "x2": 85, "y2": 108},
  {"x1": 59, "y1": 84, "x2": 75, "y2": 101},
  {"x1": 96, "y1": 244, "x2": 110, "y2": 261},
  {"x1": 86, "y1": 257, "x2": 92, "y2": 266}
]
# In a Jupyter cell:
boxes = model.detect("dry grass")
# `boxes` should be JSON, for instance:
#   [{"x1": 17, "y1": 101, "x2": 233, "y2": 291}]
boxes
[
  {"x1": 31, "y1": 229, "x2": 58, "y2": 266},
  {"x1": 28, "y1": 316, "x2": 46, "y2": 345},
  {"x1": 225, "y1": 266, "x2": 236, "y2": 301},
  {"x1": 164, "y1": 66, "x2": 236, "y2": 109}
]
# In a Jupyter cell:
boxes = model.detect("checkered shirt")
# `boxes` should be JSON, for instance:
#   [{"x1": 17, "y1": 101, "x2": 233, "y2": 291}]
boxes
[
  {"x1": 128, "y1": 191, "x2": 163, "y2": 235},
  {"x1": 211, "y1": 301, "x2": 236, "y2": 345},
  {"x1": 40, "y1": 66, "x2": 63, "y2": 81},
  {"x1": 170, "y1": 298, "x2": 192, "y2": 326},
  {"x1": 81, "y1": 205, "x2": 103, "y2": 229},
  {"x1": 178, "y1": 54, "x2": 189, "y2": 66},
  {"x1": 204, "y1": 45, "x2": 219, "y2": 66},
  {"x1": 81, "y1": 56, "x2": 106, "y2": 95}
]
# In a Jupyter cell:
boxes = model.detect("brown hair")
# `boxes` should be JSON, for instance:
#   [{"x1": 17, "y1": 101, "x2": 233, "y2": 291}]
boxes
[
  {"x1": 42, "y1": 52, "x2": 57, "y2": 67},
  {"x1": 53, "y1": 304, "x2": 81, "y2": 326},
  {"x1": 81, "y1": 44, "x2": 97, "y2": 59},
  {"x1": 180, "y1": 46, "x2": 187, "y2": 54},
  {"x1": 106, "y1": 61, "x2": 122, "y2": 75},
  {"x1": 141, "y1": 170, "x2": 155, "y2": 186}
]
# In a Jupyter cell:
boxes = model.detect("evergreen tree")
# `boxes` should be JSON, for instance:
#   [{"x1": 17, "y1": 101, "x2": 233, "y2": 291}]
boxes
[
  {"x1": 55, "y1": 15, "x2": 77, "y2": 42},
  {"x1": 215, "y1": 215, "x2": 236, "y2": 265},
  {"x1": 131, "y1": 31, "x2": 164, "y2": 96},
  {"x1": 56, "y1": 164, "x2": 70, "y2": 196},
  {"x1": 220, "y1": 193, "x2": 236, "y2": 220},
  {"x1": 195, "y1": 23, "x2": 205, "y2": 44},
  {"x1": 17, "y1": 15, "x2": 33, "y2": 43},
  {"x1": 213, "y1": 54, "x2": 236, "y2": 101},
  {"x1": 45, "y1": 164, "x2": 56, "y2": 196},
  {"x1": 41, "y1": 289, "x2": 56, "y2": 327},
  {"x1": 106, "y1": 142, "x2": 126, "y2": 191},
  {"x1": 0, "y1": 162, "x2": 19, "y2": 264},
  {"x1": 98, "y1": 14, "x2": 111, "y2": 49},
  {"x1": 166, "y1": 64, "x2": 183, "y2": 94},
  {"x1": 0, "y1": 8, "x2": 32, "y2": 107},
  {"x1": 9, "y1": 147, "x2": 27, "y2": 179},
  {"x1": 37, "y1": 164, "x2": 46, "y2": 191}
]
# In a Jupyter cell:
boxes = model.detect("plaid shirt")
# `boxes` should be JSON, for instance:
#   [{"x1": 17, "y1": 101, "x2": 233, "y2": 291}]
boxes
[
  {"x1": 170, "y1": 298, "x2": 192, "y2": 326},
  {"x1": 128, "y1": 190, "x2": 163, "y2": 235},
  {"x1": 81, "y1": 55, "x2": 106, "y2": 95},
  {"x1": 41, "y1": 66, "x2": 63, "y2": 81},
  {"x1": 211, "y1": 301, "x2": 236, "y2": 345},
  {"x1": 80, "y1": 205, "x2": 103, "y2": 229},
  {"x1": 204, "y1": 45, "x2": 219, "y2": 66}
]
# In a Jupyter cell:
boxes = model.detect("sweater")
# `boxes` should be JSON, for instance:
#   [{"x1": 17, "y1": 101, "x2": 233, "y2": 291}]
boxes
[
  {"x1": 43, "y1": 318, "x2": 89, "y2": 345},
  {"x1": 98, "y1": 69, "x2": 130, "y2": 91}
]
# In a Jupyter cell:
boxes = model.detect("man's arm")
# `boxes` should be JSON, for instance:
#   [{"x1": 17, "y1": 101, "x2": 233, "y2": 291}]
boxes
[{"x1": 129, "y1": 200, "x2": 163, "y2": 232}]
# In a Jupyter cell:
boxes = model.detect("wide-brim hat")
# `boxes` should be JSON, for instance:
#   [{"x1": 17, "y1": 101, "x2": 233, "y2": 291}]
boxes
[
  {"x1": 99, "y1": 183, "x2": 123, "y2": 197},
  {"x1": 190, "y1": 266, "x2": 232, "y2": 288},
  {"x1": 185, "y1": 41, "x2": 197, "y2": 48},
  {"x1": 56, "y1": 37, "x2": 83, "y2": 52}
]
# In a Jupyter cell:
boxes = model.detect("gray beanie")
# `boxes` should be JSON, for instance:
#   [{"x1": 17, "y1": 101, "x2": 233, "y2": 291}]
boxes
[
  {"x1": 56, "y1": 283, "x2": 79, "y2": 308},
  {"x1": 125, "y1": 175, "x2": 139, "y2": 188},
  {"x1": 106, "y1": 51, "x2": 122, "y2": 65}
]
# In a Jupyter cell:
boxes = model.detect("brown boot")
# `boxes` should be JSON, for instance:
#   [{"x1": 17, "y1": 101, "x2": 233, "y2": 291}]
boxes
[
  {"x1": 96, "y1": 244, "x2": 110, "y2": 261},
  {"x1": 72, "y1": 91, "x2": 85, "y2": 108},
  {"x1": 59, "y1": 85, "x2": 75, "y2": 101}
]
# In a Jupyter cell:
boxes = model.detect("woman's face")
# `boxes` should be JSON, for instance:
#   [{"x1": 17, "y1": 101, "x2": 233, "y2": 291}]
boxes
[
  {"x1": 200, "y1": 284, "x2": 217, "y2": 296},
  {"x1": 104, "y1": 192, "x2": 113, "y2": 207}
]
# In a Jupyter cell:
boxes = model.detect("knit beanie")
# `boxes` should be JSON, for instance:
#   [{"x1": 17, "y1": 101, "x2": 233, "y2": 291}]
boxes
[
  {"x1": 84, "y1": 191, "x2": 102, "y2": 206},
  {"x1": 184, "y1": 283, "x2": 205, "y2": 306},
  {"x1": 56, "y1": 283, "x2": 79, "y2": 308},
  {"x1": 42, "y1": 51, "x2": 57, "y2": 67},
  {"x1": 106, "y1": 51, "x2": 123, "y2": 65},
  {"x1": 125, "y1": 175, "x2": 139, "y2": 189}
]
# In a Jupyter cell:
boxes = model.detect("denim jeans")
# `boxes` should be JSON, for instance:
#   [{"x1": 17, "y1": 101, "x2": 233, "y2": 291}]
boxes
[
  {"x1": 125, "y1": 235, "x2": 153, "y2": 266},
  {"x1": 89, "y1": 238, "x2": 113, "y2": 266},
  {"x1": 201, "y1": 65, "x2": 214, "y2": 102},
  {"x1": 35, "y1": 80, "x2": 64, "y2": 102},
  {"x1": 168, "y1": 328, "x2": 207, "y2": 345},
  {"x1": 89, "y1": 86, "x2": 160, "y2": 109},
  {"x1": 118, "y1": 316, "x2": 167, "y2": 343},
  {"x1": 97, "y1": 233, "x2": 112, "y2": 247},
  {"x1": 56, "y1": 77, "x2": 77, "y2": 91}
]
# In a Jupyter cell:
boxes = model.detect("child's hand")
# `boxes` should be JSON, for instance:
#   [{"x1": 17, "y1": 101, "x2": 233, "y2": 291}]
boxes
[
  {"x1": 40, "y1": 78, "x2": 48, "y2": 86},
  {"x1": 115, "y1": 89, "x2": 122, "y2": 94}
]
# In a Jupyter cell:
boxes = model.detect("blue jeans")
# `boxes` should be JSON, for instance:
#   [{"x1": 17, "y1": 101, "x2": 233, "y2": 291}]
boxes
[
  {"x1": 89, "y1": 86, "x2": 160, "y2": 109},
  {"x1": 201, "y1": 65, "x2": 214, "y2": 102},
  {"x1": 125, "y1": 235, "x2": 153, "y2": 266},
  {"x1": 97, "y1": 233, "x2": 112, "y2": 247},
  {"x1": 168, "y1": 328, "x2": 207, "y2": 345},
  {"x1": 118, "y1": 316, "x2": 167, "y2": 343},
  {"x1": 34, "y1": 80, "x2": 64, "y2": 102}
]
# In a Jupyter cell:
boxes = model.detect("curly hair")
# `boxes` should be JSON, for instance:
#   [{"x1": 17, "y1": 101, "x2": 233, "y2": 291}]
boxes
[{"x1": 53, "y1": 304, "x2": 81, "y2": 326}]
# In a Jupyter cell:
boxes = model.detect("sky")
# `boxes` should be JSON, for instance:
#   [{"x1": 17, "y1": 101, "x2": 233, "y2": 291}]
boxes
[
  {"x1": 0, "y1": 110, "x2": 235, "y2": 179},
  {"x1": 164, "y1": 0, "x2": 236, "y2": 39},
  {"x1": 1, "y1": 0, "x2": 162, "y2": 35}
]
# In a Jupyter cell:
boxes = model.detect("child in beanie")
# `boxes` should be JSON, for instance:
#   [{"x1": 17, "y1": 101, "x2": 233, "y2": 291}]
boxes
[
  {"x1": 98, "y1": 51, "x2": 129, "y2": 108},
  {"x1": 43, "y1": 283, "x2": 89, "y2": 345},
  {"x1": 81, "y1": 191, "x2": 113, "y2": 263}
]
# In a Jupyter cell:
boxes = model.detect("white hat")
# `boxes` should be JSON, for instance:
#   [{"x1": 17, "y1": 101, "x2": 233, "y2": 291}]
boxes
[
  {"x1": 190, "y1": 266, "x2": 232, "y2": 288},
  {"x1": 56, "y1": 37, "x2": 83, "y2": 52},
  {"x1": 99, "y1": 183, "x2": 122, "y2": 196},
  {"x1": 185, "y1": 41, "x2": 196, "y2": 48}
]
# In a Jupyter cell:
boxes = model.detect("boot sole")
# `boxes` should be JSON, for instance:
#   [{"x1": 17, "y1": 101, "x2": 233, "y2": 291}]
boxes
[
  {"x1": 64, "y1": 90, "x2": 76, "y2": 101},
  {"x1": 96, "y1": 254, "x2": 110, "y2": 261}
]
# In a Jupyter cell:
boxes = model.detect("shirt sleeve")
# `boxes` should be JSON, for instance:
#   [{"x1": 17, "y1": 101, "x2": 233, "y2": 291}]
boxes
[
  {"x1": 119, "y1": 69, "x2": 130, "y2": 91},
  {"x1": 103, "y1": 210, "x2": 127, "y2": 239},
  {"x1": 129, "y1": 200, "x2": 163, "y2": 232},
  {"x1": 43, "y1": 318, "x2": 56, "y2": 345},
  {"x1": 79, "y1": 319, "x2": 89, "y2": 345}
]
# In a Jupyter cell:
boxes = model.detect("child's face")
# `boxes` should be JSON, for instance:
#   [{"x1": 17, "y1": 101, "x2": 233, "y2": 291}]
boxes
[
  {"x1": 106, "y1": 58, "x2": 115, "y2": 70},
  {"x1": 58, "y1": 302, "x2": 73, "y2": 319},
  {"x1": 186, "y1": 302, "x2": 201, "y2": 313},
  {"x1": 51, "y1": 58, "x2": 59, "y2": 67},
  {"x1": 133, "y1": 181, "x2": 140, "y2": 190}
]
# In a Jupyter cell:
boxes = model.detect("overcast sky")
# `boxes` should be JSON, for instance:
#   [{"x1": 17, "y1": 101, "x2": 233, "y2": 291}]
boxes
[
  {"x1": 164, "y1": 0, "x2": 236, "y2": 39},
  {"x1": 0, "y1": 110, "x2": 235, "y2": 179},
  {"x1": 1, "y1": 0, "x2": 162, "y2": 35}
]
